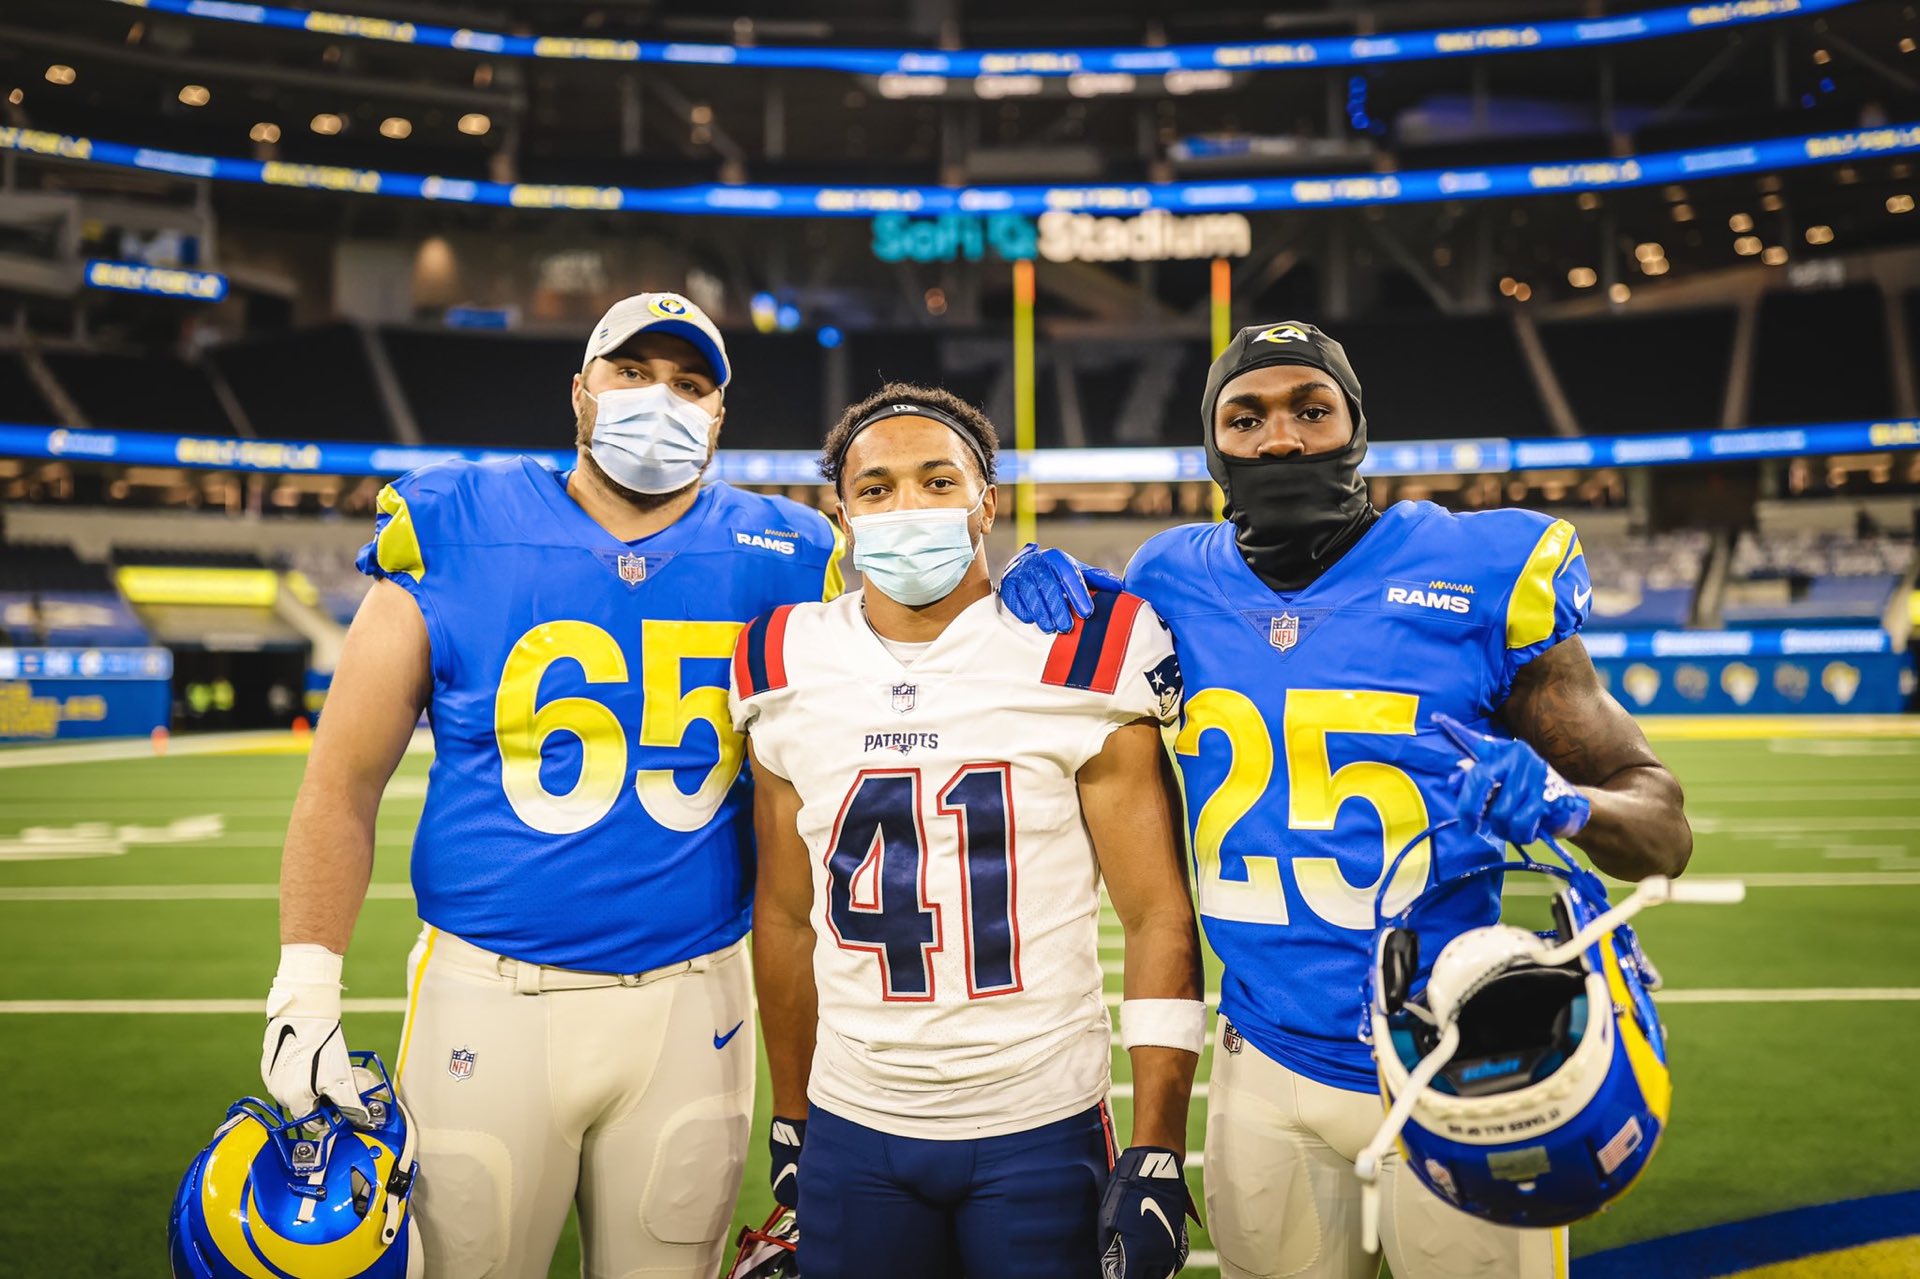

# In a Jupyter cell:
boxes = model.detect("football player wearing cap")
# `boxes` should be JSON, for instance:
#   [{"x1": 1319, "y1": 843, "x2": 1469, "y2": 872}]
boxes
[
  {"x1": 260, "y1": 292, "x2": 845, "y2": 1279},
  {"x1": 732, "y1": 384, "x2": 1205, "y2": 1279},
  {"x1": 1006, "y1": 321, "x2": 1692, "y2": 1278}
]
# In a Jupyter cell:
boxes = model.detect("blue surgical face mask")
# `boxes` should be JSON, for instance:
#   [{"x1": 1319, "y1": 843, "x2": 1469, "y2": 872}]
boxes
[
  {"x1": 584, "y1": 382, "x2": 715, "y2": 495},
  {"x1": 849, "y1": 494, "x2": 985, "y2": 607}
]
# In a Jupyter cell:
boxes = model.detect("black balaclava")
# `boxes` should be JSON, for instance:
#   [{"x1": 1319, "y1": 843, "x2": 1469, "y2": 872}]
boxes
[{"x1": 1203, "y1": 321, "x2": 1380, "y2": 593}]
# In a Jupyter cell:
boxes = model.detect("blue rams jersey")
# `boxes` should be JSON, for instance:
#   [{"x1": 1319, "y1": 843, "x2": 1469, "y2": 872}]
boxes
[
  {"x1": 1126, "y1": 500, "x2": 1591, "y2": 1091},
  {"x1": 357, "y1": 457, "x2": 843, "y2": 972}
]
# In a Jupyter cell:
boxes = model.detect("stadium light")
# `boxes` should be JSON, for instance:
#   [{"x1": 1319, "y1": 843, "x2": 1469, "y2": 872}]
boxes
[
  {"x1": 1729, "y1": 212, "x2": 1754, "y2": 232},
  {"x1": 1164, "y1": 70, "x2": 1232, "y2": 95},
  {"x1": 817, "y1": 326, "x2": 844, "y2": 349},
  {"x1": 6, "y1": 89, "x2": 21, "y2": 106},
  {"x1": 45, "y1": 65, "x2": 76, "y2": 85},
  {"x1": 310, "y1": 113, "x2": 344, "y2": 135},
  {"x1": 1761, "y1": 245, "x2": 1788, "y2": 265},
  {"x1": 1734, "y1": 235, "x2": 1762, "y2": 255},
  {"x1": 1806, "y1": 224, "x2": 1835, "y2": 244},
  {"x1": 1568, "y1": 267, "x2": 1598, "y2": 288},
  {"x1": 1634, "y1": 242, "x2": 1664, "y2": 262},
  {"x1": 1512, "y1": 282, "x2": 1533, "y2": 301},
  {"x1": 1641, "y1": 256, "x2": 1671, "y2": 276},
  {"x1": 1609, "y1": 283, "x2": 1631, "y2": 302},
  {"x1": 1671, "y1": 204, "x2": 1695, "y2": 222},
  {"x1": 249, "y1": 122, "x2": 280, "y2": 143},
  {"x1": 380, "y1": 117, "x2": 412, "y2": 139},
  {"x1": 1903, "y1": 37, "x2": 1916, "y2": 52},
  {"x1": 457, "y1": 112, "x2": 491, "y2": 136},
  {"x1": 1760, "y1": 193, "x2": 1783, "y2": 211},
  {"x1": 1890, "y1": 194, "x2": 1916, "y2": 213},
  {"x1": 178, "y1": 85, "x2": 210, "y2": 106},
  {"x1": 976, "y1": 75, "x2": 1042, "y2": 98}
]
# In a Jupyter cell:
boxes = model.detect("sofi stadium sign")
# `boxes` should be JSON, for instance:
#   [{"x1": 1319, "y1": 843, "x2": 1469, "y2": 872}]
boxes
[{"x1": 871, "y1": 210, "x2": 1252, "y2": 263}]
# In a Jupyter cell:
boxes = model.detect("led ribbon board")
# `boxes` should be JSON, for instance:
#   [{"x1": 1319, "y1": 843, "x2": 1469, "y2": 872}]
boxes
[
  {"x1": 2, "y1": 419, "x2": 1915, "y2": 482},
  {"x1": 84, "y1": 260, "x2": 229, "y2": 301},
  {"x1": 6, "y1": 122, "x2": 1920, "y2": 215},
  {"x1": 109, "y1": 0, "x2": 1851, "y2": 73}
]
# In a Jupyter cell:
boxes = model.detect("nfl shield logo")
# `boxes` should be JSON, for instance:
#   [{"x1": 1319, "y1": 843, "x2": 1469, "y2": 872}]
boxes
[
  {"x1": 616, "y1": 554, "x2": 647, "y2": 585},
  {"x1": 891, "y1": 683, "x2": 917, "y2": 714},
  {"x1": 1270, "y1": 613, "x2": 1300, "y2": 652},
  {"x1": 448, "y1": 1047, "x2": 476, "y2": 1081}
]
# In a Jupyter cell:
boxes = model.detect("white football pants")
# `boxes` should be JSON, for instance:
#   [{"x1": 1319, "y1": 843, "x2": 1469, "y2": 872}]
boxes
[
  {"x1": 391, "y1": 926, "x2": 755, "y2": 1279},
  {"x1": 1204, "y1": 1018, "x2": 1568, "y2": 1279}
]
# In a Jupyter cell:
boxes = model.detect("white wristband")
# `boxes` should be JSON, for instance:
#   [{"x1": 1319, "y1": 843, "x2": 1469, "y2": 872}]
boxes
[
  {"x1": 267, "y1": 943, "x2": 345, "y2": 1020},
  {"x1": 1118, "y1": 998, "x2": 1208, "y2": 1055}
]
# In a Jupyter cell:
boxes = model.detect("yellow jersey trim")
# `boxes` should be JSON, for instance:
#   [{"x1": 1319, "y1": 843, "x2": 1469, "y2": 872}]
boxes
[
  {"x1": 393, "y1": 926, "x2": 438, "y2": 1085},
  {"x1": 374, "y1": 484, "x2": 427, "y2": 583},
  {"x1": 1506, "y1": 519, "x2": 1581, "y2": 650},
  {"x1": 821, "y1": 517, "x2": 847, "y2": 602}
]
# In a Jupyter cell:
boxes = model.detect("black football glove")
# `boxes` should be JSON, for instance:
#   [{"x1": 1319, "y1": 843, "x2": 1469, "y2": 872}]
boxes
[
  {"x1": 1098, "y1": 1146, "x2": 1191, "y2": 1279},
  {"x1": 768, "y1": 1115, "x2": 806, "y2": 1209}
]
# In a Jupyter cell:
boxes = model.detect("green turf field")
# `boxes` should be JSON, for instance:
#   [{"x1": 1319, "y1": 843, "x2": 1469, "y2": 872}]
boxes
[{"x1": 1, "y1": 723, "x2": 1917, "y2": 1276}]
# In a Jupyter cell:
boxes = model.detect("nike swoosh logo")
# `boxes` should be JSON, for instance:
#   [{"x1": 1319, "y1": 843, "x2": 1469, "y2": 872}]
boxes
[
  {"x1": 773, "y1": 1162, "x2": 798, "y2": 1191},
  {"x1": 1140, "y1": 1197, "x2": 1177, "y2": 1245},
  {"x1": 269, "y1": 1023, "x2": 298, "y2": 1071},
  {"x1": 713, "y1": 1020, "x2": 744, "y2": 1050},
  {"x1": 1573, "y1": 585, "x2": 1593, "y2": 610}
]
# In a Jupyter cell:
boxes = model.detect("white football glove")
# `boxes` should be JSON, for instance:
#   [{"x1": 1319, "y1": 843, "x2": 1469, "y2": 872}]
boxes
[{"x1": 262, "y1": 943, "x2": 371, "y2": 1126}]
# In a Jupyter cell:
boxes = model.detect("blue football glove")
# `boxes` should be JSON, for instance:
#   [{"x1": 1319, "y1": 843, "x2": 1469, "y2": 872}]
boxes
[
  {"x1": 998, "y1": 543, "x2": 1125, "y2": 634},
  {"x1": 1434, "y1": 712, "x2": 1591, "y2": 846},
  {"x1": 768, "y1": 1115, "x2": 805, "y2": 1209},
  {"x1": 1098, "y1": 1146, "x2": 1191, "y2": 1279}
]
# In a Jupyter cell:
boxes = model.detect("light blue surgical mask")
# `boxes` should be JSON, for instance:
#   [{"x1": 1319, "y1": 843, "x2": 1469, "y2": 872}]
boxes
[
  {"x1": 584, "y1": 382, "x2": 715, "y2": 495},
  {"x1": 849, "y1": 495, "x2": 985, "y2": 606}
]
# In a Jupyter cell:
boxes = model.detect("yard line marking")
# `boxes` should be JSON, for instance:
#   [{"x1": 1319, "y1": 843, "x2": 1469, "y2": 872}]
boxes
[
  {"x1": 1691, "y1": 817, "x2": 1920, "y2": 834},
  {"x1": 1686, "y1": 785, "x2": 1920, "y2": 803},
  {"x1": 1657, "y1": 988, "x2": 1920, "y2": 1003},
  {"x1": 0, "y1": 883, "x2": 414, "y2": 902},
  {"x1": 0, "y1": 728, "x2": 433, "y2": 770},
  {"x1": 1108, "y1": 1083, "x2": 1210, "y2": 1100},
  {"x1": 0, "y1": 998, "x2": 409, "y2": 1014}
]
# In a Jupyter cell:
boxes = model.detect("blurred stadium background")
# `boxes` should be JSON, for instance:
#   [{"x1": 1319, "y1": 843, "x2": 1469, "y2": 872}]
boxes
[{"x1": 0, "y1": 0, "x2": 1917, "y2": 1274}]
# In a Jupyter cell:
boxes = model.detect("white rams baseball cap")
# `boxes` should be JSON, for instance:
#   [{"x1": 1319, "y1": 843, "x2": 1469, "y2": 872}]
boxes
[{"x1": 582, "y1": 292, "x2": 730, "y2": 389}]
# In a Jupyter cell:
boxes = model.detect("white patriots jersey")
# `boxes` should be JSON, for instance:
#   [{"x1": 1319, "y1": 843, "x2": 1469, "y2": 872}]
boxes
[{"x1": 730, "y1": 587, "x2": 1182, "y2": 1139}]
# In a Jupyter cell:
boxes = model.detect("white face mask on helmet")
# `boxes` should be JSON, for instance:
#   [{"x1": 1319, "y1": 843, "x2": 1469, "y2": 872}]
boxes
[
  {"x1": 584, "y1": 383, "x2": 715, "y2": 495},
  {"x1": 1352, "y1": 830, "x2": 1742, "y2": 1253}
]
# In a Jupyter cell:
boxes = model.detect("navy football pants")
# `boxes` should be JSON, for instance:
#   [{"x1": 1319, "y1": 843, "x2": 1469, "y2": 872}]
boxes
[{"x1": 797, "y1": 1102, "x2": 1116, "y2": 1278}]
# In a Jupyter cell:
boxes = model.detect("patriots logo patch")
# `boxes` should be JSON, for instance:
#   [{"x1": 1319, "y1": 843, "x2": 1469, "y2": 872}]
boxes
[{"x1": 1145, "y1": 653, "x2": 1183, "y2": 720}]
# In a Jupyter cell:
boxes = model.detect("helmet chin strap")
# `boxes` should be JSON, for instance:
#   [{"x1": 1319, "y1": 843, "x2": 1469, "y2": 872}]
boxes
[
  {"x1": 380, "y1": 1099, "x2": 421, "y2": 1246},
  {"x1": 1355, "y1": 1019, "x2": 1461, "y2": 1255}
]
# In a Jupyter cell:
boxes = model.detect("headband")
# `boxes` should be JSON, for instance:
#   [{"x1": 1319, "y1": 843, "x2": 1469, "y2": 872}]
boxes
[{"x1": 833, "y1": 400, "x2": 994, "y2": 483}]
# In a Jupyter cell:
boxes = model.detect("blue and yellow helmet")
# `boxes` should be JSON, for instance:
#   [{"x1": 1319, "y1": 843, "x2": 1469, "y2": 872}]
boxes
[
  {"x1": 1354, "y1": 834, "x2": 1711, "y2": 1243},
  {"x1": 169, "y1": 1051, "x2": 422, "y2": 1279}
]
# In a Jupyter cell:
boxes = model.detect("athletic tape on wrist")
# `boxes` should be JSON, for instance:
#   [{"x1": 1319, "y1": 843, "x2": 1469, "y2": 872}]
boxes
[{"x1": 1118, "y1": 998, "x2": 1208, "y2": 1055}]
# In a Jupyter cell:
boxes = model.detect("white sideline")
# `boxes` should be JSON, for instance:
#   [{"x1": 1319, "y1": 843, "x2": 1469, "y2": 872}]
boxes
[{"x1": 0, "y1": 727, "x2": 432, "y2": 770}]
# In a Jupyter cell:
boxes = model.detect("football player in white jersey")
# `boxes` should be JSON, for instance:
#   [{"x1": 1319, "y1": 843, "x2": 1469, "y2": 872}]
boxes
[{"x1": 731, "y1": 384, "x2": 1206, "y2": 1279}]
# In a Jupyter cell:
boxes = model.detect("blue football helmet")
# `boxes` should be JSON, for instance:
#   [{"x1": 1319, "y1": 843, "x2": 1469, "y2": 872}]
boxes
[
  {"x1": 170, "y1": 1050, "x2": 422, "y2": 1278},
  {"x1": 1354, "y1": 831, "x2": 1737, "y2": 1248}
]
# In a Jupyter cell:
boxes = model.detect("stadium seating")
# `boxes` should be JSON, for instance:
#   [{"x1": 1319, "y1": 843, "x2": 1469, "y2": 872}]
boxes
[
  {"x1": 207, "y1": 325, "x2": 392, "y2": 442},
  {"x1": 382, "y1": 328, "x2": 577, "y2": 448},
  {"x1": 0, "y1": 351, "x2": 58, "y2": 426},
  {"x1": 0, "y1": 540, "x2": 148, "y2": 645},
  {"x1": 1582, "y1": 531, "x2": 1710, "y2": 629},
  {"x1": 1748, "y1": 285, "x2": 1895, "y2": 426},
  {"x1": 1538, "y1": 309, "x2": 1737, "y2": 433},
  {"x1": 1722, "y1": 530, "x2": 1914, "y2": 627},
  {"x1": 39, "y1": 350, "x2": 234, "y2": 436}
]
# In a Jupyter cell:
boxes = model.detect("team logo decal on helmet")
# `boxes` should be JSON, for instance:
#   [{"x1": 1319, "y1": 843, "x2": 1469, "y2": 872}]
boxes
[
  {"x1": 169, "y1": 1050, "x2": 423, "y2": 1278},
  {"x1": 1352, "y1": 826, "x2": 1741, "y2": 1251},
  {"x1": 726, "y1": 1206, "x2": 800, "y2": 1279}
]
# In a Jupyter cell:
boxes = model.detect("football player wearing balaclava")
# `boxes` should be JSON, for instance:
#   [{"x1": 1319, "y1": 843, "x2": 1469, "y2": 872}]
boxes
[{"x1": 1005, "y1": 320, "x2": 1692, "y2": 1278}]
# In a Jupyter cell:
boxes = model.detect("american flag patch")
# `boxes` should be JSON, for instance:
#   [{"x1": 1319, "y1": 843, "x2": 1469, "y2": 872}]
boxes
[{"x1": 1596, "y1": 1114, "x2": 1643, "y2": 1173}]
